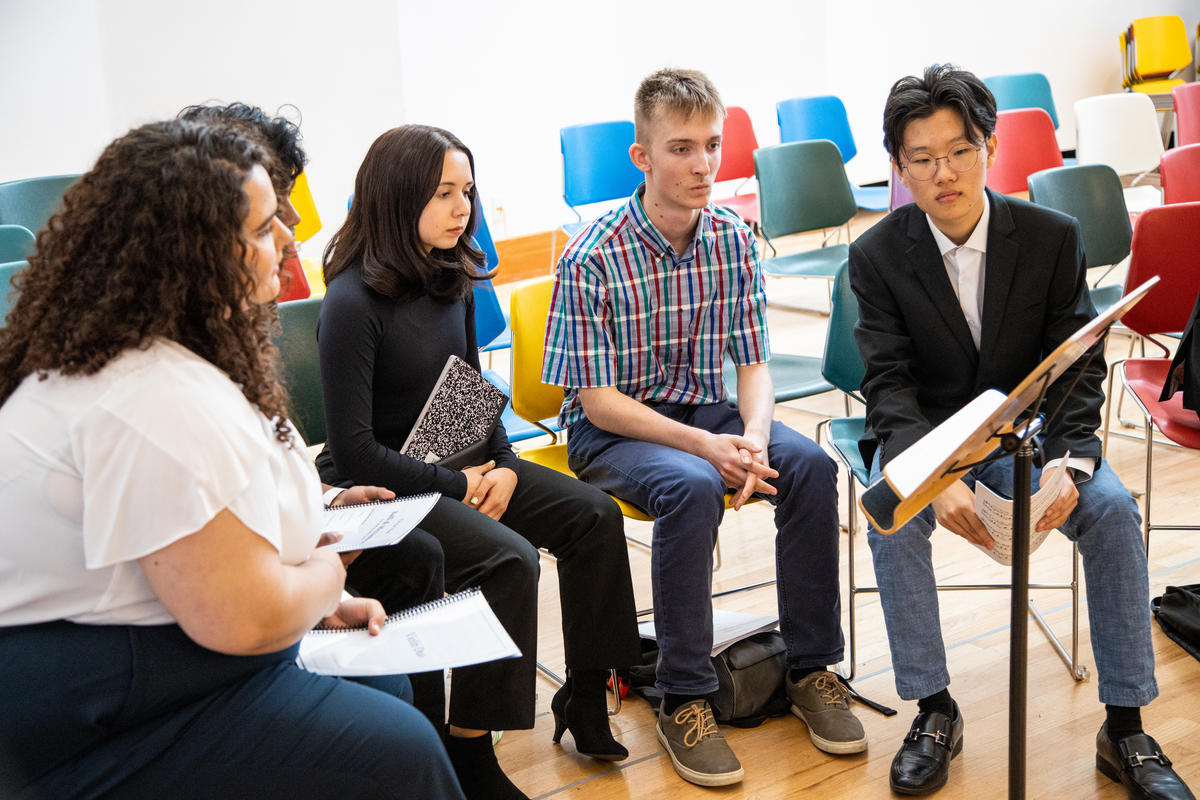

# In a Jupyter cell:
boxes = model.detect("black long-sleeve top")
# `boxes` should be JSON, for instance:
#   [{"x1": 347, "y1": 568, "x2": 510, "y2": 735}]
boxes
[{"x1": 315, "y1": 264, "x2": 518, "y2": 500}]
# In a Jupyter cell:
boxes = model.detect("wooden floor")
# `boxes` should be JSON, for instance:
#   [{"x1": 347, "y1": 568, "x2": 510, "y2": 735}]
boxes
[{"x1": 486, "y1": 213, "x2": 1200, "y2": 799}]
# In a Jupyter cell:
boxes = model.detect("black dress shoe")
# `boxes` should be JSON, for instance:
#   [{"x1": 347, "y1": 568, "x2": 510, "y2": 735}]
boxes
[
  {"x1": 890, "y1": 702, "x2": 964, "y2": 796},
  {"x1": 1096, "y1": 723, "x2": 1196, "y2": 800}
]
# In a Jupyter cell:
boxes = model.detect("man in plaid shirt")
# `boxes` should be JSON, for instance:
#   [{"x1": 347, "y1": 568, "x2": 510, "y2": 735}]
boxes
[{"x1": 543, "y1": 68, "x2": 864, "y2": 787}]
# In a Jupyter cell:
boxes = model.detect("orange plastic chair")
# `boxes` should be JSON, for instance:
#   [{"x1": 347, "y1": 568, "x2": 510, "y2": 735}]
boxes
[
  {"x1": 986, "y1": 108, "x2": 1064, "y2": 194},
  {"x1": 1160, "y1": 143, "x2": 1200, "y2": 204},
  {"x1": 713, "y1": 106, "x2": 760, "y2": 226},
  {"x1": 1172, "y1": 82, "x2": 1200, "y2": 146},
  {"x1": 1102, "y1": 202, "x2": 1200, "y2": 554}
]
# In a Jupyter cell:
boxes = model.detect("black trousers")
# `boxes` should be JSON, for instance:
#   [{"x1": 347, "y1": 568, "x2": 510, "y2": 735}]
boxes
[{"x1": 347, "y1": 459, "x2": 640, "y2": 731}]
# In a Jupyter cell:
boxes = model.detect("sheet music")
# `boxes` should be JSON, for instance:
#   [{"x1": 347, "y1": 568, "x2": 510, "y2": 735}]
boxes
[
  {"x1": 321, "y1": 492, "x2": 439, "y2": 553},
  {"x1": 297, "y1": 588, "x2": 520, "y2": 676},
  {"x1": 638, "y1": 609, "x2": 779, "y2": 657},
  {"x1": 970, "y1": 455, "x2": 1070, "y2": 566}
]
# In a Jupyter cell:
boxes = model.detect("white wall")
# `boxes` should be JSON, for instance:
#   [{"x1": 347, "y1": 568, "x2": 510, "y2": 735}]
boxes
[{"x1": 2, "y1": 0, "x2": 1197, "y2": 250}]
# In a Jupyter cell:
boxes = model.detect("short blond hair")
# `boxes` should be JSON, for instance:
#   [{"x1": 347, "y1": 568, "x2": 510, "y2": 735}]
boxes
[{"x1": 634, "y1": 68, "x2": 726, "y2": 145}]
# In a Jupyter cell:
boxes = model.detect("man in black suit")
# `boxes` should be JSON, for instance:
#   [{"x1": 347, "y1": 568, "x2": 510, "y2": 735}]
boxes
[{"x1": 849, "y1": 64, "x2": 1194, "y2": 799}]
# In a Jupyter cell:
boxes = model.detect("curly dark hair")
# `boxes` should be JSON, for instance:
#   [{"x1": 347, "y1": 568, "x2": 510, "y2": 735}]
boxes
[
  {"x1": 177, "y1": 102, "x2": 306, "y2": 198},
  {"x1": 323, "y1": 124, "x2": 487, "y2": 303},
  {"x1": 0, "y1": 119, "x2": 295, "y2": 443}
]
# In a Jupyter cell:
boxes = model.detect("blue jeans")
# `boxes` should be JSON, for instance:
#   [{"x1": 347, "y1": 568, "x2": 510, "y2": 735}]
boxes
[
  {"x1": 867, "y1": 453, "x2": 1158, "y2": 707},
  {"x1": 568, "y1": 401, "x2": 843, "y2": 695}
]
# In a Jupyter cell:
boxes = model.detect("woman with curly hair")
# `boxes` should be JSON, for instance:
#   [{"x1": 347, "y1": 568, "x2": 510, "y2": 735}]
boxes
[
  {"x1": 0, "y1": 119, "x2": 463, "y2": 800},
  {"x1": 317, "y1": 125, "x2": 641, "y2": 800}
]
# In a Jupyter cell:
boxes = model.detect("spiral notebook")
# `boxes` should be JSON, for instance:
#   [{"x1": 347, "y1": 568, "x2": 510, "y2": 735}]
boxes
[
  {"x1": 296, "y1": 588, "x2": 519, "y2": 676},
  {"x1": 321, "y1": 492, "x2": 439, "y2": 553},
  {"x1": 399, "y1": 355, "x2": 509, "y2": 470}
]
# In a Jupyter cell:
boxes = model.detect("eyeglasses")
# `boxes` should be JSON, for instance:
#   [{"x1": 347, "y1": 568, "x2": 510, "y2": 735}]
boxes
[{"x1": 901, "y1": 144, "x2": 982, "y2": 181}]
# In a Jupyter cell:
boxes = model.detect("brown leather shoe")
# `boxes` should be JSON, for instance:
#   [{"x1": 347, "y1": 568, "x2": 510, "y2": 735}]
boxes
[{"x1": 1096, "y1": 723, "x2": 1195, "y2": 800}]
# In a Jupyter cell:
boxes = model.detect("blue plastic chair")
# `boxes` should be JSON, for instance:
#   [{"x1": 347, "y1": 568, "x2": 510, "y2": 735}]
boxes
[
  {"x1": 471, "y1": 210, "x2": 510, "y2": 354},
  {"x1": 776, "y1": 96, "x2": 888, "y2": 210},
  {"x1": 0, "y1": 225, "x2": 36, "y2": 262},
  {"x1": 554, "y1": 121, "x2": 644, "y2": 265},
  {"x1": 1, "y1": 260, "x2": 28, "y2": 324},
  {"x1": 0, "y1": 175, "x2": 80, "y2": 234}
]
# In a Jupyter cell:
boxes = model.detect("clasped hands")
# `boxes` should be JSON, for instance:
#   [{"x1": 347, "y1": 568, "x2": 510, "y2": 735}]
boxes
[
  {"x1": 931, "y1": 470, "x2": 1079, "y2": 549},
  {"x1": 699, "y1": 430, "x2": 777, "y2": 510}
]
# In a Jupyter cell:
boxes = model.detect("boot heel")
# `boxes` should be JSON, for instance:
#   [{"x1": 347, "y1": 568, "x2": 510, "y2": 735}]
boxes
[{"x1": 551, "y1": 709, "x2": 567, "y2": 744}]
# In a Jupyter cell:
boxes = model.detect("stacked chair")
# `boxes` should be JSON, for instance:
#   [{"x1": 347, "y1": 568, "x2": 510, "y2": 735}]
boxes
[{"x1": 1121, "y1": 15, "x2": 1193, "y2": 95}]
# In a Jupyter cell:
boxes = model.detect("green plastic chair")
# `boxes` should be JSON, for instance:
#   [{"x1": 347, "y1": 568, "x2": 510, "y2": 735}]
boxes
[
  {"x1": 1027, "y1": 164, "x2": 1131, "y2": 316},
  {"x1": 721, "y1": 353, "x2": 834, "y2": 405},
  {"x1": 0, "y1": 225, "x2": 35, "y2": 262},
  {"x1": 274, "y1": 297, "x2": 326, "y2": 446},
  {"x1": 753, "y1": 140, "x2": 857, "y2": 311},
  {"x1": 0, "y1": 175, "x2": 80, "y2": 234},
  {"x1": 1, "y1": 260, "x2": 28, "y2": 323}
]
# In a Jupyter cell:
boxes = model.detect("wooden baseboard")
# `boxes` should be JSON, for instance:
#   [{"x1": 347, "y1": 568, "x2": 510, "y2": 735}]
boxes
[{"x1": 493, "y1": 230, "x2": 569, "y2": 285}]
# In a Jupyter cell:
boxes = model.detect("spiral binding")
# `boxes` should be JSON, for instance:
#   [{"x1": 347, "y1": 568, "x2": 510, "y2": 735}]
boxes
[
  {"x1": 309, "y1": 586, "x2": 483, "y2": 635},
  {"x1": 325, "y1": 490, "x2": 439, "y2": 512}
]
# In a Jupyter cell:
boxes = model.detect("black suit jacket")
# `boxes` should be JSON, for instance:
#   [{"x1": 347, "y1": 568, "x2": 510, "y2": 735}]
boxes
[
  {"x1": 1160, "y1": 293, "x2": 1200, "y2": 412},
  {"x1": 848, "y1": 189, "x2": 1106, "y2": 470}
]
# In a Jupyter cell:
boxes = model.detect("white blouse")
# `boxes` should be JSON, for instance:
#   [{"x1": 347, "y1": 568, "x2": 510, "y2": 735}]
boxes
[{"x1": 0, "y1": 339, "x2": 323, "y2": 626}]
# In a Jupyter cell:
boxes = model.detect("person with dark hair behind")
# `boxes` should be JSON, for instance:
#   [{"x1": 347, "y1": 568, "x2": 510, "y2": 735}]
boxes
[
  {"x1": 177, "y1": 100, "x2": 451, "y2": 734},
  {"x1": 849, "y1": 63, "x2": 1194, "y2": 798},
  {"x1": 0, "y1": 119, "x2": 462, "y2": 799},
  {"x1": 316, "y1": 124, "x2": 641, "y2": 800}
]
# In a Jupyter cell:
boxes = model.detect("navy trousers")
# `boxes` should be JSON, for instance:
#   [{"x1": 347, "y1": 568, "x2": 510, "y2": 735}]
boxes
[
  {"x1": 0, "y1": 622, "x2": 463, "y2": 800},
  {"x1": 568, "y1": 401, "x2": 844, "y2": 695}
]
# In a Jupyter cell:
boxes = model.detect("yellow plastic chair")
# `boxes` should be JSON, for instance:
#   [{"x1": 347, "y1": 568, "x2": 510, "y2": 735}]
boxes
[
  {"x1": 510, "y1": 277, "x2": 771, "y2": 577},
  {"x1": 289, "y1": 171, "x2": 322, "y2": 244},
  {"x1": 1128, "y1": 15, "x2": 1192, "y2": 95}
]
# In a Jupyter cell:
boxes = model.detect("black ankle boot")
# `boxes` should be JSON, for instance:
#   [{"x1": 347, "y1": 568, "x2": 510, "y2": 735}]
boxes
[
  {"x1": 550, "y1": 671, "x2": 628, "y2": 761},
  {"x1": 444, "y1": 731, "x2": 529, "y2": 800}
]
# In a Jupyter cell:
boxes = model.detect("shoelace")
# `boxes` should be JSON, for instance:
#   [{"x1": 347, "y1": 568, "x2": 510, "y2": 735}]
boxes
[
  {"x1": 813, "y1": 673, "x2": 851, "y2": 707},
  {"x1": 674, "y1": 703, "x2": 721, "y2": 748}
]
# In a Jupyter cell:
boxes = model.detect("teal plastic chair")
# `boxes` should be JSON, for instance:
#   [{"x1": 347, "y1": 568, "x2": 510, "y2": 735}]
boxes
[
  {"x1": 776, "y1": 96, "x2": 888, "y2": 210},
  {"x1": 1, "y1": 260, "x2": 27, "y2": 323},
  {"x1": 274, "y1": 297, "x2": 326, "y2": 446},
  {"x1": 983, "y1": 72, "x2": 1061, "y2": 128},
  {"x1": 0, "y1": 175, "x2": 80, "y2": 234},
  {"x1": 814, "y1": 262, "x2": 1085, "y2": 682},
  {"x1": 753, "y1": 140, "x2": 857, "y2": 310},
  {"x1": 720, "y1": 352, "x2": 835, "y2": 406},
  {"x1": 1027, "y1": 164, "x2": 1131, "y2": 315},
  {"x1": 0, "y1": 225, "x2": 35, "y2": 262}
]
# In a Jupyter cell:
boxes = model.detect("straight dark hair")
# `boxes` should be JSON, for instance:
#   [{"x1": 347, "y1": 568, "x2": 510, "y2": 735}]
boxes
[
  {"x1": 882, "y1": 64, "x2": 997, "y2": 162},
  {"x1": 323, "y1": 125, "x2": 486, "y2": 303}
]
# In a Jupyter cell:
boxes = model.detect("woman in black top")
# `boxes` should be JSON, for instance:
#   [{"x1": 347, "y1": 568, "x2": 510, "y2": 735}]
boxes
[{"x1": 317, "y1": 125, "x2": 640, "y2": 800}]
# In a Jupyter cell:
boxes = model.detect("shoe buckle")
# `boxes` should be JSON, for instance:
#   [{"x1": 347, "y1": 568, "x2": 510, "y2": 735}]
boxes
[
  {"x1": 1125, "y1": 750, "x2": 1171, "y2": 770},
  {"x1": 905, "y1": 728, "x2": 949, "y2": 747}
]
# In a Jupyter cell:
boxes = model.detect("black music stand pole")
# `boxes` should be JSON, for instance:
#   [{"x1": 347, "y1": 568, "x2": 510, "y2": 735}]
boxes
[{"x1": 1007, "y1": 434, "x2": 1037, "y2": 800}]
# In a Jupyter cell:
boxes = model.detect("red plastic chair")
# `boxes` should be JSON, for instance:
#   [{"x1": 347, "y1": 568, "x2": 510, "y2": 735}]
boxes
[
  {"x1": 714, "y1": 106, "x2": 760, "y2": 226},
  {"x1": 1173, "y1": 82, "x2": 1200, "y2": 147},
  {"x1": 1161, "y1": 143, "x2": 1200, "y2": 204},
  {"x1": 986, "y1": 108, "x2": 1064, "y2": 194},
  {"x1": 275, "y1": 254, "x2": 312, "y2": 302},
  {"x1": 1103, "y1": 202, "x2": 1200, "y2": 554}
]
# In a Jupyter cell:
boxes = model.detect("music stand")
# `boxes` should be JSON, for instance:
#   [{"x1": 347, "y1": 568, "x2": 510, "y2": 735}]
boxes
[{"x1": 860, "y1": 277, "x2": 1159, "y2": 799}]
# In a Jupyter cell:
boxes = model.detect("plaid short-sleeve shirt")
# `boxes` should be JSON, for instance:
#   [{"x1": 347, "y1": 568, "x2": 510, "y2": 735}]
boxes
[{"x1": 542, "y1": 187, "x2": 770, "y2": 428}]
